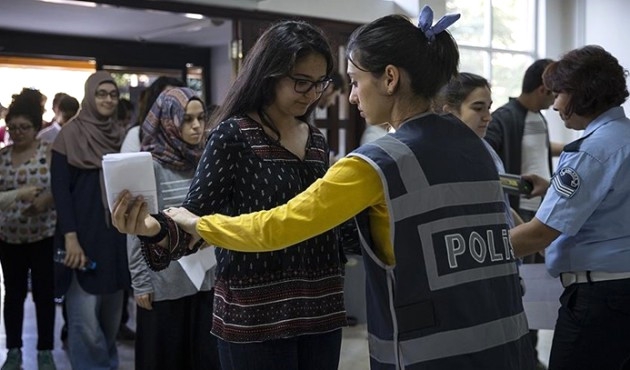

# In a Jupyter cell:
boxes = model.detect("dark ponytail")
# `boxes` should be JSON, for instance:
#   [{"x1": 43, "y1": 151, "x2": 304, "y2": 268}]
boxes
[{"x1": 346, "y1": 13, "x2": 459, "y2": 100}]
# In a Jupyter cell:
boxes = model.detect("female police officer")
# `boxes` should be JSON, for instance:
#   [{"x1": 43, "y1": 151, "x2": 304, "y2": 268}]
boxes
[{"x1": 510, "y1": 45, "x2": 630, "y2": 369}]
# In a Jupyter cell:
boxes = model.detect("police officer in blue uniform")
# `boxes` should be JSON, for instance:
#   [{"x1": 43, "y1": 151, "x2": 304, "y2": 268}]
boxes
[{"x1": 510, "y1": 45, "x2": 630, "y2": 370}]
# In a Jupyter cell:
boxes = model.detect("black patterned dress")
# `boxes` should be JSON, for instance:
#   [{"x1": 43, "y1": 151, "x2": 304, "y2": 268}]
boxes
[{"x1": 183, "y1": 116, "x2": 346, "y2": 343}]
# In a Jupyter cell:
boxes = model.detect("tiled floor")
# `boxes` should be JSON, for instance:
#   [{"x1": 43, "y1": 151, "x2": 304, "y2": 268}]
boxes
[
  {"x1": 0, "y1": 295, "x2": 373, "y2": 370},
  {"x1": 0, "y1": 297, "x2": 136, "y2": 370},
  {"x1": 0, "y1": 292, "x2": 551, "y2": 369}
]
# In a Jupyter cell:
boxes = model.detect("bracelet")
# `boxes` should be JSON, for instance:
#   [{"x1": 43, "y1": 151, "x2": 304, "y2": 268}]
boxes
[
  {"x1": 138, "y1": 211, "x2": 198, "y2": 271},
  {"x1": 138, "y1": 211, "x2": 176, "y2": 272},
  {"x1": 168, "y1": 220, "x2": 190, "y2": 261},
  {"x1": 137, "y1": 212, "x2": 169, "y2": 244}
]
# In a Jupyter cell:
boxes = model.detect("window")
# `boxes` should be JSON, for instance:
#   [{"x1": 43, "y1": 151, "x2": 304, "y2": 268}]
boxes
[
  {"x1": 447, "y1": 0, "x2": 538, "y2": 108},
  {"x1": 0, "y1": 56, "x2": 95, "y2": 124}
]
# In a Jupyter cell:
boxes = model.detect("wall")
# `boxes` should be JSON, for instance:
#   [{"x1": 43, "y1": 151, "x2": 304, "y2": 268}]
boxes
[
  {"x1": 210, "y1": 44, "x2": 231, "y2": 106},
  {"x1": 544, "y1": 0, "x2": 630, "y2": 146},
  {"x1": 584, "y1": 0, "x2": 630, "y2": 113},
  {"x1": 542, "y1": 0, "x2": 585, "y2": 146}
]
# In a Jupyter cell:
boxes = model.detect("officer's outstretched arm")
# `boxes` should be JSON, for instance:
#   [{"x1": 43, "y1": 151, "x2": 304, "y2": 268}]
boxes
[{"x1": 509, "y1": 218, "x2": 560, "y2": 258}]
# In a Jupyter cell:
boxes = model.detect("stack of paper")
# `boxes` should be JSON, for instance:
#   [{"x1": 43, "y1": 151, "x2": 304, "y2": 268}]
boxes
[{"x1": 102, "y1": 152, "x2": 158, "y2": 214}]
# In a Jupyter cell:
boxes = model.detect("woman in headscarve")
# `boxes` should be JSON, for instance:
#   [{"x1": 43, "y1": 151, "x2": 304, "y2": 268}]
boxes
[
  {"x1": 51, "y1": 71, "x2": 130, "y2": 369},
  {"x1": 129, "y1": 87, "x2": 219, "y2": 370}
]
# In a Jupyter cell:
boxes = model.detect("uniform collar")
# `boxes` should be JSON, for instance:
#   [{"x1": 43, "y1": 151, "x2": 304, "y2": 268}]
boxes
[
  {"x1": 563, "y1": 106, "x2": 625, "y2": 152},
  {"x1": 584, "y1": 106, "x2": 626, "y2": 136}
]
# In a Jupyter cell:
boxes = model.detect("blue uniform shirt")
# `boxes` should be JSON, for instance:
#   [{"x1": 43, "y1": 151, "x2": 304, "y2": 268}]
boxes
[{"x1": 536, "y1": 106, "x2": 630, "y2": 277}]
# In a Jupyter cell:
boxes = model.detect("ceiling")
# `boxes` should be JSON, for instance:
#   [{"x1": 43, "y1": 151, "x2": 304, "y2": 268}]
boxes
[{"x1": 0, "y1": 0, "x2": 233, "y2": 47}]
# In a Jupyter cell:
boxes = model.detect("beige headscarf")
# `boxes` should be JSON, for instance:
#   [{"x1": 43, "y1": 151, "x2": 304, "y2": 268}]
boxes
[
  {"x1": 52, "y1": 71, "x2": 125, "y2": 220},
  {"x1": 52, "y1": 71, "x2": 124, "y2": 168}
]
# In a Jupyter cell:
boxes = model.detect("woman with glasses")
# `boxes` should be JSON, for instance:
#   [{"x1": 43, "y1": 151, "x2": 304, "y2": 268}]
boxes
[
  {"x1": 50, "y1": 71, "x2": 129, "y2": 369},
  {"x1": 128, "y1": 87, "x2": 220, "y2": 370},
  {"x1": 115, "y1": 20, "x2": 345, "y2": 370},
  {"x1": 0, "y1": 92, "x2": 57, "y2": 370}
]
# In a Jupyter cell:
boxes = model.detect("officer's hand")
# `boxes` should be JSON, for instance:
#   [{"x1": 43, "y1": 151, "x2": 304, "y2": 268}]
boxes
[{"x1": 521, "y1": 174, "x2": 549, "y2": 198}]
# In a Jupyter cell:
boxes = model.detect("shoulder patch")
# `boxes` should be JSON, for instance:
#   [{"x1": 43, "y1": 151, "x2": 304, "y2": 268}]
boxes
[{"x1": 551, "y1": 167, "x2": 580, "y2": 198}]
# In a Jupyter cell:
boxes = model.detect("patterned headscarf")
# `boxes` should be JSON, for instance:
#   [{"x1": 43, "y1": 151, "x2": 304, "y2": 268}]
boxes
[{"x1": 141, "y1": 87, "x2": 205, "y2": 171}]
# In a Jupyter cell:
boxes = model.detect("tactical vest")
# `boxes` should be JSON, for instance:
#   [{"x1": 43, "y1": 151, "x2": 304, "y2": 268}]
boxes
[{"x1": 349, "y1": 114, "x2": 534, "y2": 370}]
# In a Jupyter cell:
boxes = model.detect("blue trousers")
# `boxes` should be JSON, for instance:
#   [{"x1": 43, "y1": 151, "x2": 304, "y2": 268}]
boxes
[
  {"x1": 65, "y1": 274, "x2": 123, "y2": 370},
  {"x1": 549, "y1": 279, "x2": 630, "y2": 370},
  {"x1": 217, "y1": 329, "x2": 342, "y2": 370}
]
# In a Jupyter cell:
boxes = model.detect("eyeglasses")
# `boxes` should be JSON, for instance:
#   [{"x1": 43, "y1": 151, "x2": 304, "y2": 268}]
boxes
[
  {"x1": 95, "y1": 90, "x2": 120, "y2": 100},
  {"x1": 6, "y1": 124, "x2": 34, "y2": 132},
  {"x1": 287, "y1": 76, "x2": 332, "y2": 95}
]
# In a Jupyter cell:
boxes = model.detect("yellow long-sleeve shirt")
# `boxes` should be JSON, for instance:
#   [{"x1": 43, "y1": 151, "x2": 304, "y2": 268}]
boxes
[{"x1": 196, "y1": 156, "x2": 395, "y2": 265}]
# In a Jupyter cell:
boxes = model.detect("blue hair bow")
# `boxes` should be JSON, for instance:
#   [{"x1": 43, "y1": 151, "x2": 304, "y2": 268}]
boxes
[{"x1": 417, "y1": 5, "x2": 461, "y2": 42}]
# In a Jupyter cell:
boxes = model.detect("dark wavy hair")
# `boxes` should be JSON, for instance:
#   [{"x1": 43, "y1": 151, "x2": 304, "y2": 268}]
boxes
[
  {"x1": 543, "y1": 45, "x2": 628, "y2": 117},
  {"x1": 346, "y1": 14, "x2": 459, "y2": 100},
  {"x1": 209, "y1": 20, "x2": 333, "y2": 139},
  {"x1": 6, "y1": 93, "x2": 44, "y2": 132},
  {"x1": 434, "y1": 72, "x2": 490, "y2": 113}
]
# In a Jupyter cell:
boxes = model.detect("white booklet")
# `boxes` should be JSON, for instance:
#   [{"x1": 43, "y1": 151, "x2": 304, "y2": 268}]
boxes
[
  {"x1": 102, "y1": 152, "x2": 158, "y2": 214},
  {"x1": 177, "y1": 246, "x2": 217, "y2": 290}
]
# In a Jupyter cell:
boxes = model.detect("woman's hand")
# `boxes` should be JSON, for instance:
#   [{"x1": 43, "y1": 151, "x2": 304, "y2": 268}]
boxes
[
  {"x1": 521, "y1": 174, "x2": 550, "y2": 198},
  {"x1": 64, "y1": 232, "x2": 88, "y2": 270},
  {"x1": 164, "y1": 207, "x2": 200, "y2": 237},
  {"x1": 22, "y1": 189, "x2": 53, "y2": 217},
  {"x1": 135, "y1": 293, "x2": 153, "y2": 310},
  {"x1": 111, "y1": 190, "x2": 161, "y2": 237},
  {"x1": 16, "y1": 185, "x2": 39, "y2": 202}
]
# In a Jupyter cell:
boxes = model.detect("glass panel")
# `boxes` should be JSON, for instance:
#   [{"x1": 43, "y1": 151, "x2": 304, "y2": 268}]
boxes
[
  {"x1": 492, "y1": 0, "x2": 535, "y2": 51},
  {"x1": 491, "y1": 53, "x2": 534, "y2": 109},
  {"x1": 458, "y1": 48, "x2": 489, "y2": 77},
  {"x1": 187, "y1": 65, "x2": 205, "y2": 101},
  {"x1": 447, "y1": 0, "x2": 490, "y2": 47}
]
